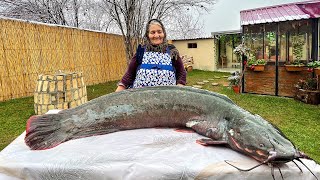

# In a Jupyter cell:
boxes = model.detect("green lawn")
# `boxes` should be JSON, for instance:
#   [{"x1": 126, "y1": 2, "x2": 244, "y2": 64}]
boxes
[{"x1": 0, "y1": 70, "x2": 319, "y2": 164}]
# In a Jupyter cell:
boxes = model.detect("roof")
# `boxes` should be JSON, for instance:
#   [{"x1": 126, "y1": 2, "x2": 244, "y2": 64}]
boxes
[
  {"x1": 171, "y1": 37, "x2": 214, "y2": 41},
  {"x1": 211, "y1": 29, "x2": 241, "y2": 36},
  {"x1": 240, "y1": 0, "x2": 320, "y2": 25}
]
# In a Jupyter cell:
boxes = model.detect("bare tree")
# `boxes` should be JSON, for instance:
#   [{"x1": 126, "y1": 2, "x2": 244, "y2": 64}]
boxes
[
  {"x1": 101, "y1": 0, "x2": 216, "y2": 62},
  {"x1": 0, "y1": 0, "x2": 116, "y2": 31},
  {"x1": 166, "y1": 10, "x2": 206, "y2": 40},
  {"x1": 0, "y1": 0, "x2": 71, "y2": 25},
  {"x1": 101, "y1": 0, "x2": 143, "y2": 61},
  {"x1": 67, "y1": 0, "x2": 81, "y2": 27},
  {"x1": 73, "y1": 0, "x2": 107, "y2": 30},
  {"x1": 0, "y1": 0, "x2": 217, "y2": 62}
]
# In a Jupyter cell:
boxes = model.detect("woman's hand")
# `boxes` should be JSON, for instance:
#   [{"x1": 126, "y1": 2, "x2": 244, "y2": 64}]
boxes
[{"x1": 115, "y1": 85, "x2": 126, "y2": 92}]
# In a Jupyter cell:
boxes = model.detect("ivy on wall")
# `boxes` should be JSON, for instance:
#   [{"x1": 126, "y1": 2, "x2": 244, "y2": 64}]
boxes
[{"x1": 216, "y1": 34, "x2": 243, "y2": 66}]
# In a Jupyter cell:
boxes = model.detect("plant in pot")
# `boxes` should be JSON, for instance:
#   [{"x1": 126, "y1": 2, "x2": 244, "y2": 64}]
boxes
[
  {"x1": 227, "y1": 71, "x2": 240, "y2": 93},
  {"x1": 307, "y1": 61, "x2": 320, "y2": 75},
  {"x1": 295, "y1": 78, "x2": 317, "y2": 90},
  {"x1": 247, "y1": 56, "x2": 266, "y2": 71},
  {"x1": 294, "y1": 77, "x2": 320, "y2": 105},
  {"x1": 285, "y1": 60, "x2": 305, "y2": 72}
]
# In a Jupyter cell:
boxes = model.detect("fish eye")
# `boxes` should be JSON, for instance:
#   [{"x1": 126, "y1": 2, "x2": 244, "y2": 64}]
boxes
[{"x1": 259, "y1": 143, "x2": 265, "y2": 147}]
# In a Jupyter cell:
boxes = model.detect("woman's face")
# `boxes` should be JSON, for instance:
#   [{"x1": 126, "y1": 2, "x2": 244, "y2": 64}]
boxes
[{"x1": 148, "y1": 24, "x2": 164, "y2": 45}]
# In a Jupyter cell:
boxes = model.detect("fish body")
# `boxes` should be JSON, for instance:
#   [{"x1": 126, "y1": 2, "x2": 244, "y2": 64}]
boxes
[{"x1": 25, "y1": 86, "x2": 299, "y2": 164}]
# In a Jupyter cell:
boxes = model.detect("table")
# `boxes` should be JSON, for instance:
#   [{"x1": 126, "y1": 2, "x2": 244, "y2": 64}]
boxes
[{"x1": 1, "y1": 128, "x2": 319, "y2": 180}]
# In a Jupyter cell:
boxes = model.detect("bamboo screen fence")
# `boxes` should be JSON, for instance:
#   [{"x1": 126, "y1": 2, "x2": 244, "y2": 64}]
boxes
[{"x1": 0, "y1": 17, "x2": 128, "y2": 102}]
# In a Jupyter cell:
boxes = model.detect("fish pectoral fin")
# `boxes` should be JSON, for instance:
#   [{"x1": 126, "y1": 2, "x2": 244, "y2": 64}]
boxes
[
  {"x1": 196, "y1": 138, "x2": 228, "y2": 146},
  {"x1": 186, "y1": 120, "x2": 224, "y2": 140}
]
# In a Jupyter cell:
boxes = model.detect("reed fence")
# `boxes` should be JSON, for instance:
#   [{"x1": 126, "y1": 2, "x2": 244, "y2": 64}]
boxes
[{"x1": 0, "y1": 17, "x2": 127, "y2": 102}]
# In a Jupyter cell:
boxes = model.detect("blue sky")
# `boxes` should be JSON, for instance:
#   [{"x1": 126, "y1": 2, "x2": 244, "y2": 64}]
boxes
[{"x1": 202, "y1": 0, "x2": 304, "y2": 34}]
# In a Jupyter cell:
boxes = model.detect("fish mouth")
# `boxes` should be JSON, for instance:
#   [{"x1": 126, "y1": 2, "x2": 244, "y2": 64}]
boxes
[
  {"x1": 269, "y1": 157, "x2": 292, "y2": 163},
  {"x1": 228, "y1": 134, "x2": 269, "y2": 163},
  {"x1": 227, "y1": 130, "x2": 298, "y2": 164}
]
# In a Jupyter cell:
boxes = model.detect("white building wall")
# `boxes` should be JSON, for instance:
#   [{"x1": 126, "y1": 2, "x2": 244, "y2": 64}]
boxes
[{"x1": 172, "y1": 39, "x2": 217, "y2": 71}]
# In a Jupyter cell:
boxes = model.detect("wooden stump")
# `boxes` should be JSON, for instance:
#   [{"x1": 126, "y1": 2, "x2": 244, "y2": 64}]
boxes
[{"x1": 294, "y1": 88, "x2": 320, "y2": 105}]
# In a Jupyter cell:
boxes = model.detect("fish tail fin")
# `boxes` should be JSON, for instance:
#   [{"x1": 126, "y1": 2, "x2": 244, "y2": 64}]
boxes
[{"x1": 25, "y1": 114, "x2": 66, "y2": 150}]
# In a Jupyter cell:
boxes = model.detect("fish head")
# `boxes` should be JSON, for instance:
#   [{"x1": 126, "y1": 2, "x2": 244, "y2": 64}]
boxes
[{"x1": 226, "y1": 114, "x2": 297, "y2": 163}]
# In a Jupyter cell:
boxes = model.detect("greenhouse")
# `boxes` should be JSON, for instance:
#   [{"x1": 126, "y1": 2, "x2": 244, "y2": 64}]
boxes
[{"x1": 240, "y1": 1, "x2": 320, "y2": 97}]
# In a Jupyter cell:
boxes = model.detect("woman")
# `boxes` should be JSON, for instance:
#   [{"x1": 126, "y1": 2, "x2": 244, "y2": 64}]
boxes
[{"x1": 115, "y1": 19, "x2": 186, "y2": 92}]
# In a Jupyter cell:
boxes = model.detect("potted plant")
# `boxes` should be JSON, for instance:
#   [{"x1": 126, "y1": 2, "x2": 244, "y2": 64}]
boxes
[
  {"x1": 285, "y1": 60, "x2": 305, "y2": 72},
  {"x1": 227, "y1": 71, "x2": 241, "y2": 93},
  {"x1": 294, "y1": 77, "x2": 320, "y2": 105},
  {"x1": 247, "y1": 57, "x2": 266, "y2": 71},
  {"x1": 307, "y1": 61, "x2": 320, "y2": 75}
]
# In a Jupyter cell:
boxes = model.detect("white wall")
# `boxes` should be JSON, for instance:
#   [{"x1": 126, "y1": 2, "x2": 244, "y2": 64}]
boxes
[{"x1": 172, "y1": 39, "x2": 217, "y2": 71}]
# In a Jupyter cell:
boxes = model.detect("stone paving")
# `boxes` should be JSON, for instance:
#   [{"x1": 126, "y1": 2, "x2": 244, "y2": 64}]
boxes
[{"x1": 191, "y1": 75, "x2": 232, "y2": 89}]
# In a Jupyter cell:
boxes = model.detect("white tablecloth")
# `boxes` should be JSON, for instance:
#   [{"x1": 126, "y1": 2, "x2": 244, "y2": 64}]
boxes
[{"x1": 0, "y1": 127, "x2": 319, "y2": 180}]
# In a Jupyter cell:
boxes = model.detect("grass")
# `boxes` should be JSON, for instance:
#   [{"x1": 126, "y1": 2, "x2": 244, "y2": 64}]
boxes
[
  {"x1": 0, "y1": 70, "x2": 319, "y2": 164},
  {"x1": 0, "y1": 80, "x2": 119, "y2": 151}
]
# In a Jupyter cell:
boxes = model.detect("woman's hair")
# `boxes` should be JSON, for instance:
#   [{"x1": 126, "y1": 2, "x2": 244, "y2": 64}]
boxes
[{"x1": 144, "y1": 19, "x2": 167, "y2": 43}]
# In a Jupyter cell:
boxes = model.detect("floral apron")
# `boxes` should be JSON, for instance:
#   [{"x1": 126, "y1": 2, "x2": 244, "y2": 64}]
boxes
[{"x1": 133, "y1": 48, "x2": 176, "y2": 88}]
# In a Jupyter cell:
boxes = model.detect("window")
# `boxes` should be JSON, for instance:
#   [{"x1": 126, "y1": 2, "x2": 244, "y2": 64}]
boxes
[
  {"x1": 244, "y1": 24, "x2": 264, "y2": 61},
  {"x1": 188, "y1": 43, "x2": 197, "y2": 48},
  {"x1": 264, "y1": 24, "x2": 277, "y2": 61},
  {"x1": 288, "y1": 20, "x2": 312, "y2": 63},
  {"x1": 243, "y1": 19, "x2": 313, "y2": 64},
  {"x1": 231, "y1": 34, "x2": 242, "y2": 63},
  {"x1": 279, "y1": 20, "x2": 312, "y2": 63}
]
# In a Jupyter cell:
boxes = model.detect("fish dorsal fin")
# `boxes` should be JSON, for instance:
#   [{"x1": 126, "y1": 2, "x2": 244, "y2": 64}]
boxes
[
  {"x1": 176, "y1": 86, "x2": 235, "y2": 105},
  {"x1": 123, "y1": 86, "x2": 236, "y2": 105}
]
